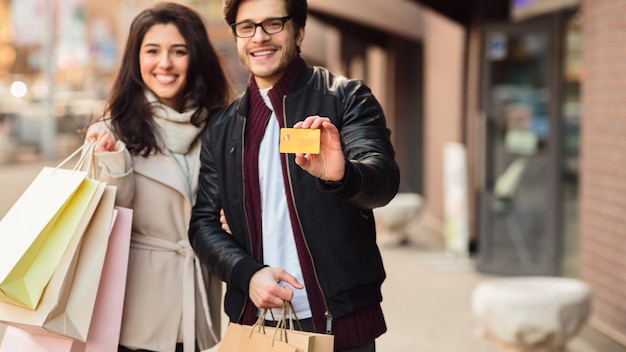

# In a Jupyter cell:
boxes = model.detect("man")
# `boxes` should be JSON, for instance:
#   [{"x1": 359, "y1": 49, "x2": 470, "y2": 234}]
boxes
[{"x1": 189, "y1": 0, "x2": 399, "y2": 350}]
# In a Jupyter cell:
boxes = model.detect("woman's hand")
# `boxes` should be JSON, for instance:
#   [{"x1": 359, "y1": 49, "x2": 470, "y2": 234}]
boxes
[
  {"x1": 220, "y1": 209, "x2": 231, "y2": 234},
  {"x1": 87, "y1": 130, "x2": 118, "y2": 153}
]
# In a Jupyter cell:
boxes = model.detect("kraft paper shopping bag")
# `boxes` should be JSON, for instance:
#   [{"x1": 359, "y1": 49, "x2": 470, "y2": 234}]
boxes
[
  {"x1": 262, "y1": 302, "x2": 334, "y2": 352},
  {"x1": 0, "y1": 186, "x2": 116, "y2": 341},
  {"x1": 259, "y1": 326, "x2": 334, "y2": 352},
  {"x1": 218, "y1": 322, "x2": 297, "y2": 352},
  {"x1": 0, "y1": 205, "x2": 132, "y2": 352},
  {"x1": 219, "y1": 302, "x2": 334, "y2": 352},
  {"x1": 0, "y1": 167, "x2": 89, "y2": 309}
]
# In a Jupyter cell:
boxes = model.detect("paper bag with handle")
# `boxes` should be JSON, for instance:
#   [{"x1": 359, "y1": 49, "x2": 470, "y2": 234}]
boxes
[
  {"x1": 0, "y1": 142, "x2": 104, "y2": 310},
  {"x1": 218, "y1": 301, "x2": 334, "y2": 352}
]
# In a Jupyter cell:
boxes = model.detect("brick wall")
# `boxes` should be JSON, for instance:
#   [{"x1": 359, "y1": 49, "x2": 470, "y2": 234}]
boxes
[{"x1": 580, "y1": 0, "x2": 626, "y2": 340}]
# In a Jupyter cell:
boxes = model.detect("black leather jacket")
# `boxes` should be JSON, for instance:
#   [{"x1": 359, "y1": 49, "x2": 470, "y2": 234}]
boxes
[{"x1": 189, "y1": 59, "x2": 400, "y2": 324}]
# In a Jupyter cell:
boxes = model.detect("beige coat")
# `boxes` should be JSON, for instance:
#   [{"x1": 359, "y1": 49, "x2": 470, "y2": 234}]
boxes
[{"x1": 87, "y1": 121, "x2": 221, "y2": 352}]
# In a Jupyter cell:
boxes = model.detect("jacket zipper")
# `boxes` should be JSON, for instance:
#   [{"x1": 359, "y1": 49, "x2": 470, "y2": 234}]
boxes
[
  {"x1": 281, "y1": 96, "x2": 333, "y2": 334},
  {"x1": 325, "y1": 311, "x2": 333, "y2": 334}
]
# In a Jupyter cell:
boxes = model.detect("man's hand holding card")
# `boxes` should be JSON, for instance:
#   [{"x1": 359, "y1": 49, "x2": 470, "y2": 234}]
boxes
[{"x1": 288, "y1": 116, "x2": 346, "y2": 183}]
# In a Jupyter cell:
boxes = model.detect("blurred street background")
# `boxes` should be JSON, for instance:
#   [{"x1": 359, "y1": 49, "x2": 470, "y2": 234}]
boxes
[{"x1": 3, "y1": 0, "x2": 626, "y2": 351}]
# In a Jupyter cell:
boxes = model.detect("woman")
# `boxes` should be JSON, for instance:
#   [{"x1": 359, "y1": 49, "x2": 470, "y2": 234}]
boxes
[{"x1": 84, "y1": 3, "x2": 231, "y2": 352}]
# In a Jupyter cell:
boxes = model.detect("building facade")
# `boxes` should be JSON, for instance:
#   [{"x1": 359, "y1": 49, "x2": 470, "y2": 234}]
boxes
[
  {"x1": 418, "y1": 0, "x2": 625, "y2": 350},
  {"x1": 307, "y1": 0, "x2": 626, "y2": 350}
]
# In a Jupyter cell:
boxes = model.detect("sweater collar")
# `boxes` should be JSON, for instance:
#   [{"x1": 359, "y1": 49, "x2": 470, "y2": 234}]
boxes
[
  {"x1": 247, "y1": 57, "x2": 303, "y2": 127},
  {"x1": 248, "y1": 56, "x2": 303, "y2": 97}
]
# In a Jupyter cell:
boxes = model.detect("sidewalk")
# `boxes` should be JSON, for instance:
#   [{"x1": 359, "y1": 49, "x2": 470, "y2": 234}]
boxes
[
  {"x1": 0, "y1": 158, "x2": 599, "y2": 352},
  {"x1": 378, "y1": 245, "x2": 487, "y2": 351},
  {"x1": 200, "y1": 239, "x2": 599, "y2": 352}
]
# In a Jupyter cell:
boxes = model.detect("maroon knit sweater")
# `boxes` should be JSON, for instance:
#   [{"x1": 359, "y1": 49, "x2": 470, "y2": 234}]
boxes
[{"x1": 241, "y1": 57, "x2": 386, "y2": 350}]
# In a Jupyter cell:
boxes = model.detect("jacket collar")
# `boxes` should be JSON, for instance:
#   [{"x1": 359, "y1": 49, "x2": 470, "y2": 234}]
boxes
[{"x1": 287, "y1": 57, "x2": 314, "y2": 93}]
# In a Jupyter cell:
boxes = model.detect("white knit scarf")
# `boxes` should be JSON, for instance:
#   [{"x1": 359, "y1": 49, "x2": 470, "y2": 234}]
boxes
[{"x1": 147, "y1": 91, "x2": 206, "y2": 154}]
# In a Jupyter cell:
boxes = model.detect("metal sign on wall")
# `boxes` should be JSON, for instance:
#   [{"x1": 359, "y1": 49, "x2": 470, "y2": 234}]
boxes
[{"x1": 511, "y1": 0, "x2": 579, "y2": 21}]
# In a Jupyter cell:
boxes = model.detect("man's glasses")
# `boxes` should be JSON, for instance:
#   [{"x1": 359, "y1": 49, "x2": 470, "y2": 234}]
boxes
[{"x1": 231, "y1": 16, "x2": 292, "y2": 38}]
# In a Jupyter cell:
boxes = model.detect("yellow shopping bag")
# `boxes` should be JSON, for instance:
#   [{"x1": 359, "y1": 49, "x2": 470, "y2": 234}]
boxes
[{"x1": 0, "y1": 143, "x2": 103, "y2": 310}]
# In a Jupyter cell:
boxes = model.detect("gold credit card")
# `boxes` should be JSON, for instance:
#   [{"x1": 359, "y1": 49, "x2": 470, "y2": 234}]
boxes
[{"x1": 279, "y1": 128, "x2": 320, "y2": 154}]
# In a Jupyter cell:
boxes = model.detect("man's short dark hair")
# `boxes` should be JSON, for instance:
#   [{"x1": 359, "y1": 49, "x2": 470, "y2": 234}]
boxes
[{"x1": 223, "y1": 0, "x2": 307, "y2": 32}]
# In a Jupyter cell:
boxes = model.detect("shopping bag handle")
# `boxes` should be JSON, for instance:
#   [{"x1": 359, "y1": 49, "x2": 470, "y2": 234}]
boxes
[
  {"x1": 55, "y1": 141, "x2": 99, "y2": 179},
  {"x1": 252, "y1": 307, "x2": 288, "y2": 345},
  {"x1": 252, "y1": 301, "x2": 303, "y2": 345},
  {"x1": 278, "y1": 300, "x2": 302, "y2": 331}
]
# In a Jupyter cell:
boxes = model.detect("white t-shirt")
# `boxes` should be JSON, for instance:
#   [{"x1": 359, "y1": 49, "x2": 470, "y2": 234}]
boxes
[{"x1": 258, "y1": 88, "x2": 312, "y2": 320}]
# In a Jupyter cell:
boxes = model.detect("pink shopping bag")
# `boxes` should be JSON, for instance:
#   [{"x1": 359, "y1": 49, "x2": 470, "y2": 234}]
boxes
[
  {"x1": 0, "y1": 206, "x2": 133, "y2": 352},
  {"x1": 0, "y1": 325, "x2": 73, "y2": 351},
  {"x1": 70, "y1": 206, "x2": 132, "y2": 351}
]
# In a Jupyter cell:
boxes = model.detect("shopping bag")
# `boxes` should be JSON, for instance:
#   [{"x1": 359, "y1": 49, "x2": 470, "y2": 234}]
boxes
[
  {"x1": 0, "y1": 325, "x2": 74, "y2": 351},
  {"x1": 69, "y1": 206, "x2": 132, "y2": 352},
  {"x1": 0, "y1": 185, "x2": 116, "y2": 341},
  {"x1": 259, "y1": 326, "x2": 334, "y2": 352},
  {"x1": 0, "y1": 143, "x2": 102, "y2": 310},
  {"x1": 219, "y1": 322, "x2": 297, "y2": 352},
  {"x1": 260, "y1": 302, "x2": 334, "y2": 352},
  {"x1": 0, "y1": 167, "x2": 94, "y2": 309},
  {"x1": 0, "y1": 204, "x2": 131, "y2": 352},
  {"x1": 42, "y1": 186, "x2": 117, "y2": 342},
  {"x1": 218, "y1": 302, "x2": 334, "y2": 352}
]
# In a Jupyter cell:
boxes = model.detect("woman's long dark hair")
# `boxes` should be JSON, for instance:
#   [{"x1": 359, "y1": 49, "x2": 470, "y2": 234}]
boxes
[{"x1": 104, "y1": 2, "x2": 231, "y2": 156}]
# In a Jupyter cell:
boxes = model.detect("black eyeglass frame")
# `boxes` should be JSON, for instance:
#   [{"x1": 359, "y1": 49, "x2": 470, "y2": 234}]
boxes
[{"x1": 230, "y1": 16, "x2": 292, "y2": 38}]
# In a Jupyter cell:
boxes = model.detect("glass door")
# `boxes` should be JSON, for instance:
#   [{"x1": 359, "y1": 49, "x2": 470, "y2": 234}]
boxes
[{"x1": 477, "y1": 15, "x2": 560, "y2": 275}]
